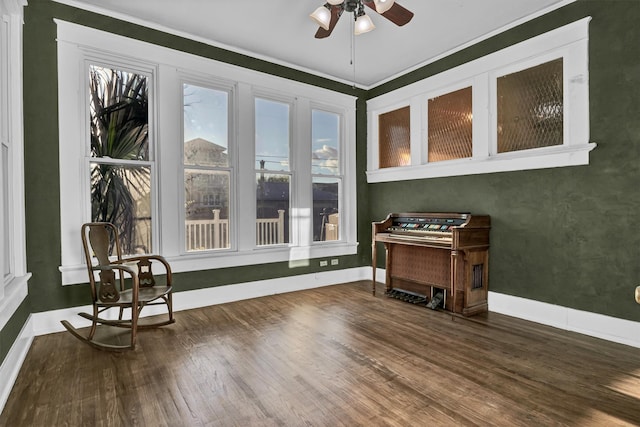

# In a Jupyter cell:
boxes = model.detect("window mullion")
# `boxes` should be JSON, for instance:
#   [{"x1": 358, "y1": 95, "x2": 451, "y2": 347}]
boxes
[
  {"x1": 236, "y1": 82, "x2": 255, "y2": 251},
  {"x1": 473, "y1": 74, "x2": 490, "y2": 159},
  {"x1": 294, "y1": 99, "x2": 311, "y2": 248}
]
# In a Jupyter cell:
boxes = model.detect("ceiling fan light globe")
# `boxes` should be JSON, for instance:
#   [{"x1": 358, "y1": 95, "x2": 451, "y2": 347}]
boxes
[
  {"x1": 373, "y1": 0, "x2": 395, "y2": 14},
  {"x1": 327, "y1": 0, "x2": 344, "y2": 5},
  {"x1": 310, "y1": 6, "x2": 332, "y2": 31},
  {"x1": 354, "y1": 14, "x2": 375, "y2": 35}
]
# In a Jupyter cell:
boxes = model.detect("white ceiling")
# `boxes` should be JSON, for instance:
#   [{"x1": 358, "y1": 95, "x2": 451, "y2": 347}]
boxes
[{"x1": 58, "y1": 0, "x2": 574, "y2": 88}]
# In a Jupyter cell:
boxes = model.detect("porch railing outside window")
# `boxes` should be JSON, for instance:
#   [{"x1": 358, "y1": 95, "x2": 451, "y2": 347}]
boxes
[{"x1": 185, "y1": 209, "x2": 285, "y2": 251}]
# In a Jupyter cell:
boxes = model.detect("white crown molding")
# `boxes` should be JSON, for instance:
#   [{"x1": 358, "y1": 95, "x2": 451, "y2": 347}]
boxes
[
  {"x1": 0, "y1": 0, "x2": 27, "y2": 15},
  {"x1": 373, "y1": 0, "x2": 580, "y2": 88},
  {"x1": 50, "y1": 0, "x2": 361, "y2": 88},
  {"x1": 50, "y1": 0, "x2": 578, "y2": 90}
]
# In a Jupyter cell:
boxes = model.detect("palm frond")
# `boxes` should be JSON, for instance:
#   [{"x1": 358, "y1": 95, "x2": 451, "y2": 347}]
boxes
[{"x1": 89, "y1": 65, "x2": 150, "y2": 253}]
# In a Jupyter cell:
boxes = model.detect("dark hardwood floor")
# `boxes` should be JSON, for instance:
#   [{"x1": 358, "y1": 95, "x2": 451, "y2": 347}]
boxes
[{"x1": 2, "y1": 281, "x2": 640, "y2": 426}]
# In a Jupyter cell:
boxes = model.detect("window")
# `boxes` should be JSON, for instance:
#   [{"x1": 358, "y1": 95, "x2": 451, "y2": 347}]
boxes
[
  {"x1": 497, "y1": 58, "x2": 563, "y2": 153},
  {"x1": 0, "y1": 2, "x2": 30, "y2": 327},
  {"x1": 255, "y1": 97, "x2": 291, "y2": 246},
  {"x1": 378, "y1": 106, "x2": 410, "y2": 168},
  {"x1": 56, "y1": 20, "x2": 357, "y2": 284},
  {"x1": 367, "y1": 18, "x2": 594, "y2": 183},
  {"x1": 183, "y1": 83, "x2": 231, "y2": 251},
  {"x1": 89, "y1": 65, "x2": 153, "y2": 254},
  {"x1": 428, "y1": 86, "x2": 472, "y2": 162},
  {"x1": 312, "y1": 109, "x2": 341, "y2": 242}
]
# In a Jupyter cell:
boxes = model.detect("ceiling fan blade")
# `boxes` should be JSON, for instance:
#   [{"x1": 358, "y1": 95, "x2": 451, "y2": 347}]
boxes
[
  {"x1": 315, "y1": 6, "x2": 343, "y2": 39},
  {"x1": 364, "y1": 1, "x2": 414, "y2": 26}
]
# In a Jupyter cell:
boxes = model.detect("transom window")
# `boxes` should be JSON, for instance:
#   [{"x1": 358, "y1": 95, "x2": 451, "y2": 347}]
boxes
[
  {"x1": 497, "y1": 58, "x2": 563, "y2": 153},
  {"x1": 367, "y1": 18, "x2": 594, "y2": 183},
  {"x1": 378, "y1": 106, "x2": 410, "y2": 168},
  {"x1": 427, "y1": 86, "x2": 472, "y2": 162}
]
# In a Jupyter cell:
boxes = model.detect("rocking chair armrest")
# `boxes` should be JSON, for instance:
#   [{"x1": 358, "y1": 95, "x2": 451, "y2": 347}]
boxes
[
  {"x1": 117, "y1": 255, "x2": 172, "y2": 274},
  {"x1": 92, "y1": 263, "x2": 138, "y2": 277}
]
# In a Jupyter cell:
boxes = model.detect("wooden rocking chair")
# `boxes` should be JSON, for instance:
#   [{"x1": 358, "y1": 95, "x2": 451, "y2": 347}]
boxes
[{"x1": 61, "y1": 222, "x2": 174, "y2": 350}]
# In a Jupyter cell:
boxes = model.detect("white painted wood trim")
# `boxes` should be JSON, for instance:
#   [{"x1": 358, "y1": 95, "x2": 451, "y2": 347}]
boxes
[
  {"x1": 488, "y1": 291, "x2": 640, "y2": 349},
  {"x1": 371, "y1": 269, "x2": 640, "y2": 349},
  {"x1": 367, "y1": 18, "x2": 593, "y2": 182},
  {"x1": 55, "y1": 20, "x2": 359, "y2": 285},
  {"x1": 0, "y1": 315, "x2": 33, "y2": 415},
  {"x1": 34, "y1": 267, "x2": 373, "y2": 336},
  {"x1": 4, "y1": 267, "x2": 639, "y2": 415}
]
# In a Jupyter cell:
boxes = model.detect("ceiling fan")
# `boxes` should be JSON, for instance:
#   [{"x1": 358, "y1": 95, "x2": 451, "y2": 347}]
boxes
[{"x1": 310, "y1": 0, "x2": 414, "y2": 39}]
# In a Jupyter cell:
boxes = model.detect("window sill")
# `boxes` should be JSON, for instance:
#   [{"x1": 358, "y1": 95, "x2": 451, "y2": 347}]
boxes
[
  {"x1": 59, "y1": 242, "x2": 359, "y2": 285},
  {"x1": 366, "y1": 142, "x2": 597, "y2": 183}
]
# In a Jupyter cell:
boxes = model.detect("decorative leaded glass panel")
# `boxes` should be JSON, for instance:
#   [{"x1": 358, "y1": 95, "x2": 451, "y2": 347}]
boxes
[
  {"x1": 497, "y1": 58, "x2": 563, "y2": 153},
  {"x1": 428, "y1": 87, "x2": 473, "y2": 162},
  {"x1": 378, "y1": 106, "x2": 410, "y2": 168}
]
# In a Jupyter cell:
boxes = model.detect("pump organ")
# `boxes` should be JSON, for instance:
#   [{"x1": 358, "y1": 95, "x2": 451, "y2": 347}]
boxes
[{"x1": 372, "y1": 213, "x2": 490, "y2": 316}]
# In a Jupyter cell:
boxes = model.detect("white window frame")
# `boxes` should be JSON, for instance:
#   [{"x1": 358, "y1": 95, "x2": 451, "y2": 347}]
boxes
[
  {"x1": 56, "y1": 20, "x2": 357, "y2": 285},
  {"x1": 253, "y1": 92, "x2": 295, "y2": 248},
  {"x1": 310, "y1": 104, "x2": 345, "y2": 244},
  {"x1": 0, "y1": 0, "x2": 30, "y2": 331},
  {"x1": 180, "y1": 76, "x2": 236, "y2": 253},
  {"x1": 367, "y1": 17, "x2": 595, "y2": 183},
  {"x1": 85, "y1": 59, "x2": 158, "y2": 252}
]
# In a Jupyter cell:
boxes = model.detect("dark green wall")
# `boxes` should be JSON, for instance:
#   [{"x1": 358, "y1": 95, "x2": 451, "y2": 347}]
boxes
[
  {"x1": 10, "y1": 0, "x2": 640, "y2": 367},
  {"x1": 21, "y1": 0, "x2": 368, "y2": 315},
  {"x1": 0, "y1": 298, "x2": 30, "y2": 364},
  {"x1": 368, "y1": 0, "x2": 640, "y2": 321}
]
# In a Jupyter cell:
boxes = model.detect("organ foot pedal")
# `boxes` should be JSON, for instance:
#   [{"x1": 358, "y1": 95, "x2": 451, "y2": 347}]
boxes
[
  {"x1": 426, "y1": 291, "x2": 444, "y2": 310},
  {"x1": 385, "y1": 289, "x2": 427, "y2": 305}
]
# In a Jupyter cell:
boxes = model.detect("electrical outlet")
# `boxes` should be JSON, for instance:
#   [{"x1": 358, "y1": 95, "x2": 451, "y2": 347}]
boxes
[
  {"x1": 331, "y1": 259, "x2": 339, "y2": 266},
  {"x1": 319, "y1": 260, "x2": 328, "y2": 267}
]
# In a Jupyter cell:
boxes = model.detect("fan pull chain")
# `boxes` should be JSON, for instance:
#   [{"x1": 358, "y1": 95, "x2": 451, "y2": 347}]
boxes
[{"x1": 351, "y1": 18, "x2": 356, "y2": 88}]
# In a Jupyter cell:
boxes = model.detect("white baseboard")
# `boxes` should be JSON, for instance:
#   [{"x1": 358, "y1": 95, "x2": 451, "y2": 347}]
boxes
[
  {"x1": 4, "y1": 266, "x2": 639, "y2": 416},
  {"x1": 32, "y1": 266, "x2": 373, "y2": 336},
  {"x1": 489, "y1": 291, "x2": 640, "y2": 349},
  {"x1": 1, "y1": 267, "x2": 372, "y2": 415},
  {"x1": 374, "y1": 267, "x2": 640, "y2": 348},
  {"x1": 0, "y1": 315, "x2": 34, "y2": 415}
]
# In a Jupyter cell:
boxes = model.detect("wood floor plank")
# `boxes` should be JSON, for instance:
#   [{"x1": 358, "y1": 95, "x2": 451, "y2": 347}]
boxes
[{"x1": 2, "y1": 281, "x2": 640, "y2": 426}]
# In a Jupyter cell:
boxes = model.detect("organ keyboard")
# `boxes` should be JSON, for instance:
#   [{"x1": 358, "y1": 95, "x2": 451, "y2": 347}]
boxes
[{"x1": 372, "y1": 212, "x2": 490, "y2": 316}]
